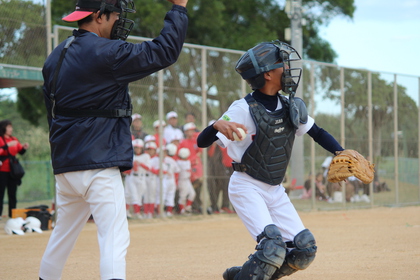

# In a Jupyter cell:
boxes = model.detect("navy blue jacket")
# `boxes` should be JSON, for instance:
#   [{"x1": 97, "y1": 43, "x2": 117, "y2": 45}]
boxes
[{"x1": 43, "y1": 5, "x2": 188, "y2": 174}]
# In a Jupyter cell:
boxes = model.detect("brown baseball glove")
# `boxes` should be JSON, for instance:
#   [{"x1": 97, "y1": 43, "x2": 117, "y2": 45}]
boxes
[{"x1": 327, "y1": 149, "x2": 375, "y2": 184}]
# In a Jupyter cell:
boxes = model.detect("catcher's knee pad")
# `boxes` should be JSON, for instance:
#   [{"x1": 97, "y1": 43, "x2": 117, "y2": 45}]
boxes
[
  {"x1": 235, "y1": 224, "x2": 287, "y2": 280},
  {"x1": 271, "y1": 229, "x2": 317, "y2": 279}
]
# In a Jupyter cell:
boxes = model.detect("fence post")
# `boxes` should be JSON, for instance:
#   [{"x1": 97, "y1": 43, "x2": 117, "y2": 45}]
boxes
[
  {"x1": 201, "y1": 48, "x2": 209, "y2": 215},
  {"x1": 309, "y1": 62, "x2": 316, "y2": 210},
  {"x1": 418, "y1": 77, "x2": 420, "y2": 202},
  {"x1": 393, "y1": 74, "x2": 399, "y2": 205},
  {"x1": 340, "y1": 67, "x2": 346, "y2": 207},
  {"x1": 368, "y1": 71, "x2": 373, "y2": 207},
  {"x1": 158, "y1": 70, "x2": 165, "y2": 216}
]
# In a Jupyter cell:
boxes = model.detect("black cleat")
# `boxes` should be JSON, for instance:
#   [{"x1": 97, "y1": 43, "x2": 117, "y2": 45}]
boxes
[{"x1": 223, "y1": 266, "x2": 242, "y2": 280}]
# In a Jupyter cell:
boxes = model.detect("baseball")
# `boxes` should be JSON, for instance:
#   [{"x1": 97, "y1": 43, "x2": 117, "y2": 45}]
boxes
[{"x1": 233, "y1": 128, "x2": 246, "y2": 141}]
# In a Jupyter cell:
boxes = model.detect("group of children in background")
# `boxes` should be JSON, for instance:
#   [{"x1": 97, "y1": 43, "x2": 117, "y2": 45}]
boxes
[{"x1": 124, "y1": 111, "x2": 200, "y2": 219}]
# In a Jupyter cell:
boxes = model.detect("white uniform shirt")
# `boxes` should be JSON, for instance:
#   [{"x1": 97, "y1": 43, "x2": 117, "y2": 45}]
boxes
[
  {"x1": 177, "y1": 159, "x2": 191, "y2": 180},
  {"x1": 163, "y1": 156, "x2": 181, "y2": 180},
  {"x1": 163, "y1": 125, "x2": 184, "y2": 143},
  {"x1": 149, "y1": 156, "x2": 160, "y2": 177},
  {"x1": 133, "y1": 153, "x2": 151, "y2": 176},
  {"x1": 216, "y1": 94, "x2": 315, "y2": 163}
]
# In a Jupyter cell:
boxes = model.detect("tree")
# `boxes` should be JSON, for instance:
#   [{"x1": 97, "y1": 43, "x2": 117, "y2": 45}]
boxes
[{"x1": 17, "y1": 86, "x2": 48, "y2": 128}]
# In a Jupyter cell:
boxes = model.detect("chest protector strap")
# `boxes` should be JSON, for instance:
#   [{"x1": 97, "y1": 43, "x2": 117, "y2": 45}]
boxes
[
  {"x1": 50, "y1": 34, "x2": 132, "y2": 119},
  {"x1": 232, "y1": 93, "x2": 297, "y2": 185}
]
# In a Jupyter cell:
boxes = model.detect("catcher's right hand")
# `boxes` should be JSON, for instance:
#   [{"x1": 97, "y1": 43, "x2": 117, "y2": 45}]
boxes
[{"x1": 327, "y1": 149, "x2": 375, "y2": 184}]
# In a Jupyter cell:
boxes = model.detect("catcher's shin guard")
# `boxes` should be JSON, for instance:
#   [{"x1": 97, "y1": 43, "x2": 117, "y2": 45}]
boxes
[
  {"x1": 270, "y1": 229, "x2": 317, "y2": 279},
  {"x1": 233, "y1": 224, "x2": 287, "y2": 280}
]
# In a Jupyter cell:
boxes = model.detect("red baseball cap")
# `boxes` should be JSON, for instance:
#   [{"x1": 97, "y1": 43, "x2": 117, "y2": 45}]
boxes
[{"x1": 62, "y1": 0, "x2": 118, "y2": 22}]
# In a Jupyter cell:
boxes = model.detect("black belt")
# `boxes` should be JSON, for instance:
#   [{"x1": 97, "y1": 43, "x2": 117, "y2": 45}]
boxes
[
  {"x1": 55, "y1": 108, "x2": 132, "y2": 118},
  {"x1": 232, "y1": 162, "x2": 247, "y2": 172}
]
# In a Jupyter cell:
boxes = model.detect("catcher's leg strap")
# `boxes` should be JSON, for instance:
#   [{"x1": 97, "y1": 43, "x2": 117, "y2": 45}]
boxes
[
  {"x1": 271, "y1": 229, "x2": 317, "y2": 279},
  {"x1": 234, "y1": 224, "x2": 287, "y2": 280}
]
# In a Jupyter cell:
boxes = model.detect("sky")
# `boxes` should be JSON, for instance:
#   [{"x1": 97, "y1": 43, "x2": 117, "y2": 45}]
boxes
[{"x1": 318, "y1": 0, "x2": 420, "y2": 77}]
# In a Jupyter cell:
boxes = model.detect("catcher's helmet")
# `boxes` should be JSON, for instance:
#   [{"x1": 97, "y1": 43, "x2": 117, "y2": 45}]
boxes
[
  {"x1": 25, "y1": 216, "x2": 43, "y2": 233},
  {"x1": 165, "y1": 143, "x2": 178, "y2": 157},
  {"x1": 235, "y1": 40, "x2": 302, "y2": 93},
  {"x1": 4, "y1": 218, "x2": 26, "y2": 235},
  {"x1": 178, "y1": 148, "x2": 190, "y2": 159}
]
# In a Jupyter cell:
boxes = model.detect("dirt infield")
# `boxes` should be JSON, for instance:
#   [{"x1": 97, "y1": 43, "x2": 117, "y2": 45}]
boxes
[{"x1": 1, "y1": 206, "x2": 419, "y2": 280}]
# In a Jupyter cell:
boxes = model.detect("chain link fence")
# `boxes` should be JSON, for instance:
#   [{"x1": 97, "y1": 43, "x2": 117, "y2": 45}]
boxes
[
  {"x1": 0, "y1": 0, "x2": 48, "y2": 68},
  {"x1": 1, "y1": 1, "x2": 420, "y2": 212}
]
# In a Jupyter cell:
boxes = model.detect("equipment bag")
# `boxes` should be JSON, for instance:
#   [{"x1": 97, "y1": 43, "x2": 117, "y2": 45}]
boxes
[{"x1": 26, "y1": 210, "x2": 51, "y2": 230}]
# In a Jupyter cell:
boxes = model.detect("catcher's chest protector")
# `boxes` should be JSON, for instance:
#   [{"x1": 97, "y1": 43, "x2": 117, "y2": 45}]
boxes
[{"x1": 240, "y1": 94, "x2": 296, "y2": 185}]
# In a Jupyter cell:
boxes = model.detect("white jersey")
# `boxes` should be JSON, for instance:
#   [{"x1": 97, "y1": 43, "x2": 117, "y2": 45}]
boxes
[
  {"x1": 149, "y1": 156, "x2": 160, "y2": 175},
  {"x1": 144, "y1": 156, "x2": 159, "y2": 205},
  {"x1": 176, "y1": 159, "x2": 191, "y2": 181},
  {"x1": 216, "y1": 94, "x2": 314, "y2": 163},
  {"x1": 163, "y1": 156, "x2": 181, "y2": 181},
  {"x1": 163, "y1": 125, "x2": 184, "y2": 143},
  {"x1": 133, "y1": 153, "x2": 151, "y2": 176}
]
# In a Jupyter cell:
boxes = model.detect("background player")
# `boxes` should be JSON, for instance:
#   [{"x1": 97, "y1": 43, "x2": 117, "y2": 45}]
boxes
[
  {"x1": 125, "y1": 139, "x2": 147, "y2": 219},
  {"x1": 179, "y1": 122, "x2": 203, "y2": 213},
  {"x1": 197, "y1": 40, "x2": 345, "y2": 280},
  {"x1": 155, "y1": 143, "x2": 180, "y2": 217},
  {"x1": 143, "y1": 141, "x2": 158, "y2": 219},
  {"x1": 39, "y1": 0, "x2": 189, "y2": 279},
  {"x1": 176, "y1": 147, "x2": 195, "y2": 214}
]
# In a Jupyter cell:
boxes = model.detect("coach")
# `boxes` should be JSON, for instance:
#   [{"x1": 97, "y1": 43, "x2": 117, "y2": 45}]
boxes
[{"x1": 39, "y1": 0, "x2": 188, "y2": 279}]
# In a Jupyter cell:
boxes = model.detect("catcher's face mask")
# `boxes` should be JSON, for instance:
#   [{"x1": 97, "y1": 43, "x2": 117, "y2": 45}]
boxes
[
  {"x1": 99, "y1": 0, "x2": 136, "y2": 40},
  {"x1": 270, "y1": 40, "x2": 302, "y2": 95}
]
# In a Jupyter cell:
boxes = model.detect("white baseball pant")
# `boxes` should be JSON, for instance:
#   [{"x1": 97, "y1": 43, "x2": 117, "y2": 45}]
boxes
[
  {"x1": 39, "y1": 167, "x2": 129, "y2": 280},
  {"x1": 228, "y1": 171, "x2": 305, "y2": 242},
  {"x1": 177, "y1": 178, "x2": 196, "y2": 205}
]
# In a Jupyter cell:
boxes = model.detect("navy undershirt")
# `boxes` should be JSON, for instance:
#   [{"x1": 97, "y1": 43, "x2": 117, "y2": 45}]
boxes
[{"x1": 253, "y1": 89, "x2": 279, "y2": 111}]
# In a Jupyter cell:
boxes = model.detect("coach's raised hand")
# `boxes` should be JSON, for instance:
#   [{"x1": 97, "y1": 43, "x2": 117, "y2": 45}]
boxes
[{"x1": 168, "y1": 0, "x2": 188, "y2": 7}]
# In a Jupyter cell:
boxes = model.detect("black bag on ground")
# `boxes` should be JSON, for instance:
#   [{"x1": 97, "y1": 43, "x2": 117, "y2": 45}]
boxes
[
  {"x1": 9, "y1": 155, "x2": 25, "y2": 179},
  {"x1": 26, "y1": 205, "x2": 52, "y2": 230}
]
